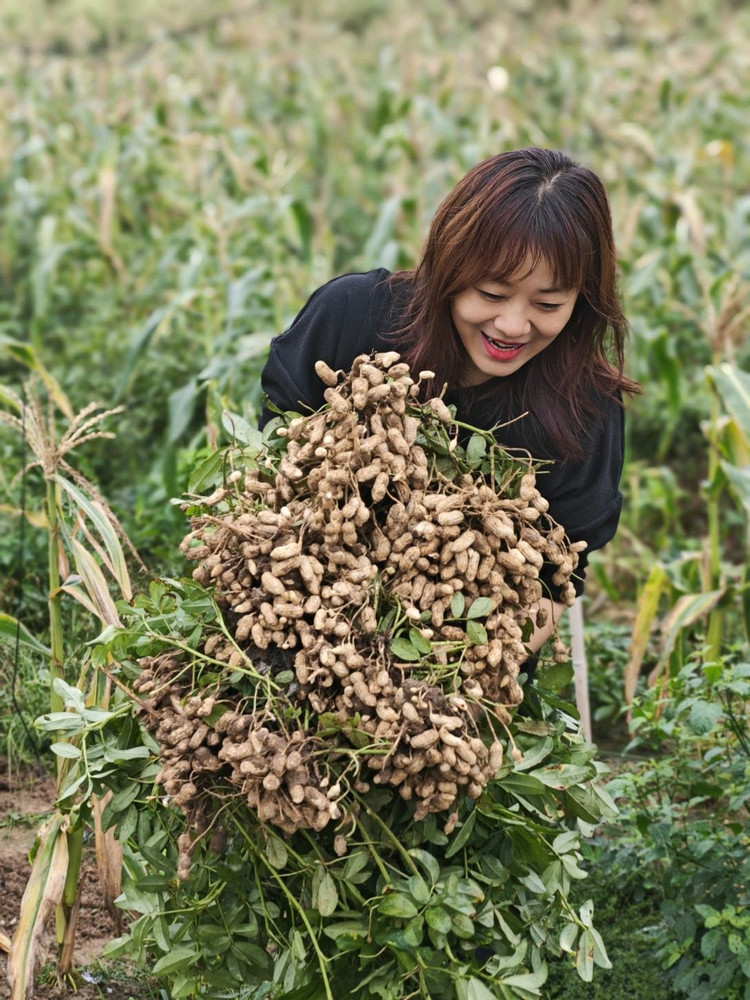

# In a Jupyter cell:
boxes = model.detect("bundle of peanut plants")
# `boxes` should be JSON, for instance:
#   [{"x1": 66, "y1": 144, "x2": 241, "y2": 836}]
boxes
[{"x1": 80, "y1": 352, "x2": 615, "y2": 999}]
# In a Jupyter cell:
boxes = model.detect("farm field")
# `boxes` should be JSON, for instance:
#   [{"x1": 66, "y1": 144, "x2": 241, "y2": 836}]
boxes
[{"x1": 1, "y1": 1, "x2": 749, "y2": 998}]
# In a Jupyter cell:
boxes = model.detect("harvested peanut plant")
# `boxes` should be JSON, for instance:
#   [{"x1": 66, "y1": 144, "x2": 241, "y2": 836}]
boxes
[{"x1": 91, "y1": 352, "x2": 614, "y2": 998}]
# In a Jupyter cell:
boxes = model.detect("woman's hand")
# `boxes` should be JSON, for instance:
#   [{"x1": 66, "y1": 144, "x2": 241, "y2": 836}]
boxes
[{"x1": 522, "y1": 598, "x2": 568, "y2": 658}]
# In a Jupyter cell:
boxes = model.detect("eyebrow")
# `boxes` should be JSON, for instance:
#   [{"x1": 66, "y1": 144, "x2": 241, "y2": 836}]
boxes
[{"x1": 486, "y1": 279, "x2": 570, "y2": 294}]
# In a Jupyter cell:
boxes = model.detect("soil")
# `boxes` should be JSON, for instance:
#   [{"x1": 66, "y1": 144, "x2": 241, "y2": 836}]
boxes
[{"x1": 0, "y1": 767, "x2": 153, "y2": 1000}]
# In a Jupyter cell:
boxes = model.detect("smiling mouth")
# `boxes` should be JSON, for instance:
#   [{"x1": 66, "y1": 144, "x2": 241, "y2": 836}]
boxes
[{"x1": 482, "y1": 333, "x2": 526, "y2": 352}]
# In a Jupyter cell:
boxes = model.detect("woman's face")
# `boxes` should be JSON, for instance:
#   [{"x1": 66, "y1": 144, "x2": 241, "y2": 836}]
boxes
[{"x1": 450, "y1": 255, "x2": 579, "y2": 384}]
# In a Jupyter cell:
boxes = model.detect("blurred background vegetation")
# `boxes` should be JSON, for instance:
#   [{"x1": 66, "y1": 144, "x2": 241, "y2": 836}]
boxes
[{"x1": 1, "y1": 1, "x2": 749, "y2": 997}]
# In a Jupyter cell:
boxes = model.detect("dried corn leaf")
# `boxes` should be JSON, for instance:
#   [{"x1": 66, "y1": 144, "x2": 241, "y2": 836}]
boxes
[{"x1": 8, "y1": 812, "x2": 70, "y2": 1000}]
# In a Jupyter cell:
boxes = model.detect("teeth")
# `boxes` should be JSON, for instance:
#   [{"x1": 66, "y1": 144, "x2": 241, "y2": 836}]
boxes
[{"x1": 485, "y1": 335, "x2": 521, "y2": 350}]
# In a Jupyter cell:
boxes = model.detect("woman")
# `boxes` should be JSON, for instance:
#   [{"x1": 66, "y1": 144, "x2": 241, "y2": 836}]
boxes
[{"x1": 259, "y1": 147, "x2": 638, "y2": 663}]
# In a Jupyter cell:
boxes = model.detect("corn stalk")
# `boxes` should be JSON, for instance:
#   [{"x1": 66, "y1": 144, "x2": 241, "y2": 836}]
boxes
[
  {"x1": 625, "y1": 358, "x2": 750, "y2": 709},
  {"x1": 1, "y1": 343, "x2": 140, "y2": 998}
]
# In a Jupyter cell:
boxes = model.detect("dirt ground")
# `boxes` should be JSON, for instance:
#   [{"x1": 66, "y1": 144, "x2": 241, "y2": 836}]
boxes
[{"x1": 0, "y1": 767, "x2": 153, "y2": 1000}]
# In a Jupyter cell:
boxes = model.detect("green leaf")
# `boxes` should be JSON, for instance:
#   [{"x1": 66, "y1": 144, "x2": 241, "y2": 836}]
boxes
[
  {"x1": 265, "y1": 835, "x2": 288, "y2": 869},
  {"x1": 538, "y1": 662, "x2": 574, "y2": 692},
  {"x1": 531, "y1": 764, "x2": 593, "y2": 790},
  {"x1": 116, "y1": 805, "x2": 138, "y2": 843},
  {"x1": 221, "y1": 410, "x2": 264, "y2": 450},
  {"x1": 0, "y1": 613, "x2": 51, "y2": 656},
  {"x1": 187, "y1": 449, "x2": 226, "y2": 495},
  {"x1": 466, "y1": 434, "x2": 487, "y2": 466},
  {"x1": 407, "y1": 874, "x2": 430, "y2": 905},
  {"x1": 35, "y1": 712, "x2": 84, "y2": 734},
  {"x1": 391, "y1": 636, "x2": 421, "y2": 661},
  {"x1": 275, "y1": 982, "x2": 327, "y2": 1000},
  {"x1": 102, "y1": 746, "x2": 151, "y2": 763},
  {"x1": 425, "y1": 905, "x2": 452, "y2": 934},
  {"x1": 564, "y1": 785, "x2": 609, "y2": 824},
  {"x1": 687, "y1": 699, "x2": 723, "y2": 735},
  {"x1": 561, "y1": 854, "x2": 587, "y2": 879},
  {"x1": 451, "y1": 592, "x2": 466, "y2": 618},
  {"x1": 230, "y1": 940, "x2": 272, "y2": 971},
  {"x1": 445, "y1": 808, "x2": 477, "y2": 858},
  {"x1": 450, "y1": 912, "x2": 475, "y2": 939},
  {"x1": 519, "y1": 871, "x2": 547, "y2": 895},
  {"x1": 467, "y1": 978, "x2": 497, "y2": 1000},
  {"x1": 109, "y1": 782, "x2": 140, "y2": 813},
  {"x1": 514, "y1": 737, "x2": 554, "y2": 772},
  {"x1": 378, "y1": 893, "x2": 419, "y2": 919},
  {"x1": 500, "y1": 772, "x2": 546, "y2": 797},
  {"x1": 560, "y1": 922, "x2": 579, "y2": 953},
  {"x1": 313, "y1": 868, "x2": 338, "y2": 917},
  {"x1": 589, "y1": 926, "x2": 612, "y2": 969},
  {"x1": 650, "y1": 334, "x2": 682, "y2": 418},
  {"x1": 0, "y1": 336, "x2": 74, "y2": 416},
  {"x1": 323, "y1": 920, "x2": 368, "y2": 941},
  {"x1": 289, "y1": 199, "x2": 314, "y2": 258},
  {"x1": 552, "y1": 831, "x2": 580, "y2": 856},
  {"x1": 466, "y1": 620, "x2": 488, "y2": 645},
  {"x1": 362, "y1": 194, "x2": 402, "y2": 262},
  {"x1": 467, "y1": 597, "x2": 495, "y2": 619},
  {"x1": 52, "y1": 678, "x2": 86, "y2": 712},
  {"x1": 576, "y1": 928, "x2": 595, "y2": 982},
  {"x1": 49, "y1": 742, "x2": 81, "y2": 759},
  {"x1": 409, "y1": 627, "x2": 433, "y2": 655},
  {"x1": 403, "y1": 916, "x2": 424, "y2": 947},
  {"x1": 408, "y1": 849, "x2": 440, "y2": 885},
  {"x1": 722, "y1": 463, "x2": 750, "y2": 517},
  {"x1": 501, "y1": 963, "x2": 548, "y2": 991},
  {"x1": 167, "y1": 379, "x2": 200, "y2": 444},
  {"x1": 343, "y1": 849, "x2": 371, "y2": 883},
  {"x1": 152, "y1": 948, "x2": 198, "y2": 975},
  {"x1": 709, "y1": 362, "x2": 750, "y2": 436},
  {"x1": 135, "y1": 874, "x2": 169, "y2": 893}
]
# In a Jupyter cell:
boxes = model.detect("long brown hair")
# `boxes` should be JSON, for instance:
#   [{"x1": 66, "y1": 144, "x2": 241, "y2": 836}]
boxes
[{"x1": 389, "y1": 147, "x2": 639, "y2": 461}]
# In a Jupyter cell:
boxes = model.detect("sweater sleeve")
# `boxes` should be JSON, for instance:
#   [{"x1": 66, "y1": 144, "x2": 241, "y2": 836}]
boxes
[
  {"x1": 259, "y1": 270, "x2": 394, "y2": 428},
  {"x1": 537, "y1": 396, "x2": 625, "y2": 597}
]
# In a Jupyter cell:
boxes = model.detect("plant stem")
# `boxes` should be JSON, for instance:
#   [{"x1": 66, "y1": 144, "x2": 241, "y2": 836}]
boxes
[
  {"x1": 46, "y1": 478, "x2": 65, "y2": 719},
  {"x1": 705, "y1": 385, "x2": 723, "y2": 663},
  {"x1": 359, "y1": 801, "x2": 420, "y2": 876},
  {"x1": 234, "y1": 821, "x2": 334, "y2": 1000},
  {"x1": 56, "y1": 820, "x2": 85, "y2": 976}
]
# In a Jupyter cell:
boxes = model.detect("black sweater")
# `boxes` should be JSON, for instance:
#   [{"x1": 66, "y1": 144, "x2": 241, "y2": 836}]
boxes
[{"x1": 260, "y1": 269, "x2": 625, "y2": 596}]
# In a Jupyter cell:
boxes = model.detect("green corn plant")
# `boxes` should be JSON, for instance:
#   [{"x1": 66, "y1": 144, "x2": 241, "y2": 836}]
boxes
[
  {"x1": 624, "y1": 354, "x2": 750, "y2": 710},
  {"x1": 0, "y1": 340, "x2": 140, "y2": 998},
  {"x1": 624, "y1": 272, "x2": 750, "y2": 707},
  {"x1": 707, "y1": 363, "x2": 750, "y2": 645}
]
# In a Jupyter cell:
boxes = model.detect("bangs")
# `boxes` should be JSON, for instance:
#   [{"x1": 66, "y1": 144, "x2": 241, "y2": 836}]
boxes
[{"x1": 456, "y1": 194, "x2": 592, "y2": 293}]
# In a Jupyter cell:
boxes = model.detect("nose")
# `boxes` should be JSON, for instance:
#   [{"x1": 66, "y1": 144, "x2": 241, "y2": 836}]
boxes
[{"x1": 492, "y1": 303, "x2": 531, "y2": 339}]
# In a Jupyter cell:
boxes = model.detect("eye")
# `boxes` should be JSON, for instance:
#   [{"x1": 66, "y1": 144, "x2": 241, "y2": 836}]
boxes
[
  {"x1": 535, "y1": 302, "x2": 563, "y2": 311},
  {"x1": 477, "y1": 288, "x2": 505, "y2": 302}
]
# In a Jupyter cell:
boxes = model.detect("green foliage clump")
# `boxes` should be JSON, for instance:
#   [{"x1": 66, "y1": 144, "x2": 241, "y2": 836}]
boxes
[
  {"x1": 543, "y1": 871, "x2": 680, "y2": 999},
  {"x1": 38, "y1": 567, "x2": 618, "y2": 1000},
  {"x1": 598, "y1": 657, "x2": 750, "y2": 1000}
]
